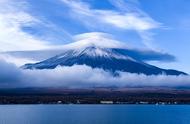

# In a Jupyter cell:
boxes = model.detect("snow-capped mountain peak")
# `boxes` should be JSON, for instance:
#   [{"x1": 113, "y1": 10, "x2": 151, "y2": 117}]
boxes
[
  {"x1": 57, "y1": 46, "x2": 136, "y2": 61},
  {"x1": 22, "y1": 32, "x2": 187, "y2": 76}
]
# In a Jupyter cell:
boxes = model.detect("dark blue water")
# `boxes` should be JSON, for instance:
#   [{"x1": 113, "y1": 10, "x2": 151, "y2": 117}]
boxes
[{"x1": 0, "y1": 105, "x2": 190, "y2": 124}]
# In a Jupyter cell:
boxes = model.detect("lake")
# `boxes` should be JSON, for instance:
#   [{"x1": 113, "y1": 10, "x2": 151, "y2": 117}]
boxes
[{"x1": 0, "y1": 105, "x2": 190, "y2": 124}]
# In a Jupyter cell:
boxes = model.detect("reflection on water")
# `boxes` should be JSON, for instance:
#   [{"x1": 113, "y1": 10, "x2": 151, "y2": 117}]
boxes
[{"x1": 0, "y1": 105, "x2": 190, "y2": 124}]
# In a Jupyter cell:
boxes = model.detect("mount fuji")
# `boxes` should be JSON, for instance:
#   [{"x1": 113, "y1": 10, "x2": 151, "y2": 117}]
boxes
[{"x1": 22, "y1": 33, "x2": 187, "y2": 76}]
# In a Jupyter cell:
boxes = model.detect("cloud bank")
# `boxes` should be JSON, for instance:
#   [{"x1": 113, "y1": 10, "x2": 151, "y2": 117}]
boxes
[{"x1": 0, "y1": 59, "x2": 190, "y2": 88}]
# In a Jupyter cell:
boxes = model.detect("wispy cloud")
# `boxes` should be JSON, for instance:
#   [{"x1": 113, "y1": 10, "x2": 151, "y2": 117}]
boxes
[
  {"x1": 108, "y1": 0, "x2": 162, "y2": 49},
  {"x1": 0, "y1": 0, "x2": 74, "y2": 52},
  {"x1": 0, "y1": 0, "x2": 163, "y2": 51},
  {"x1": 60, "y1": 0, "x2": 161, "y2": 49},
  {"x1": 0, "y1": 0, "x2": 53, "y2": 51},
  {"x1": 61, "y1": 0, "x2": 160, "y2": 30}
]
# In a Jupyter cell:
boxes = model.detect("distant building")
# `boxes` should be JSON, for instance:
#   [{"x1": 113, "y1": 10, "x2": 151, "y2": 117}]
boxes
[
  {"x1": 57, "y1": 101, "x2": 62, "y2": 104},
  {"x1": 100, "y1": 101, "x2": 113, "y2": 104}
]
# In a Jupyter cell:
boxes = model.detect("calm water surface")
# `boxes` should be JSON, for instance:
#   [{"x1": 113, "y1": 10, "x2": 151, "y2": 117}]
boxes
[{"x1": 0, "y1": 105, "x2": 190, "y2": 124}]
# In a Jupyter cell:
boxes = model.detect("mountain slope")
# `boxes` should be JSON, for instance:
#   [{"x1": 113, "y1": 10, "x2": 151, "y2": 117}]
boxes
[{"x1": 22, "y1": 46, "x2": 186, "y2": 76}]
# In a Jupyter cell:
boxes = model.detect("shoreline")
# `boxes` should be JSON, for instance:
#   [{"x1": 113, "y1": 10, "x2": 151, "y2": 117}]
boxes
[{"x1": 1, "y1": 87, "x2": 190, "y2": 104}]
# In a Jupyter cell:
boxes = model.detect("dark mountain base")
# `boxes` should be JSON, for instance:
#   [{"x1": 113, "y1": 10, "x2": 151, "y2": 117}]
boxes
[{"x1": 1, "y1": 88, "x2": 190, "y2": 104}]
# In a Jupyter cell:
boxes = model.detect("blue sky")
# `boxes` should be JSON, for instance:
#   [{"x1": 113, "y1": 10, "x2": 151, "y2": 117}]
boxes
[{"x1": 0, "y1": 0, "x2": 190, "y2": 73}]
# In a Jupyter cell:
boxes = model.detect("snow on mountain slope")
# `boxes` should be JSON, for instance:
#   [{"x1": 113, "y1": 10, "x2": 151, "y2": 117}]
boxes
[{"x1": 22, "y1": 35, "x2": 187, "y2": 76}]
